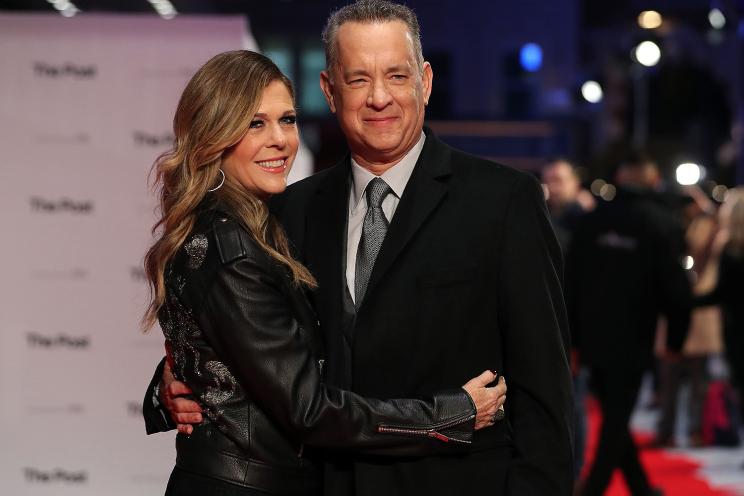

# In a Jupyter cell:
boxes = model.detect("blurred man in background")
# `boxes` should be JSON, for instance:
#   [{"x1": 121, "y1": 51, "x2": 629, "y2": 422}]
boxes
[
  {"x1": 542, "y1": 158, "x2": 594, "y2": 252},
  {"x1": 569, "y1": 152, "x2": 691, "y2": 496},
  {"x1": 542, "y1": 158, "x2": 594, "y2": 482}
]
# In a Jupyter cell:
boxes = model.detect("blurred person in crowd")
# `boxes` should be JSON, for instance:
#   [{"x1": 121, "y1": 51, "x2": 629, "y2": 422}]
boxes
[
  {"x1": 542, "y1": 158, "x2": 595, "y2": 251},
  {"x1": 696, "y1": 188, "x2": 744, "y2": 421},
  {"x1": 146, "y1": 1, "x2": 574, "y2": 494},
  {"x1": 542, "y1": 158, "x2": 594, "y2": 481},
  {"x1": 569, "y1": 152, "x2": 691, "y2": 496},
  {"x1": 654, "y1": 213, "x2": 722, "y2": 448},
  {"x1": 141, "y1": 50, "x2": 506, "y2": 496}
]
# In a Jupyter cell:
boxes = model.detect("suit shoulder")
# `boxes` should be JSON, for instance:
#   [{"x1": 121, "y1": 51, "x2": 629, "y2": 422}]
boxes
[
  {"x1": 448, "y1": 147, "x2": 538, "y2": 193},
  {"x1": 271, "y1": 167, "x2": 337, "y2": 216}
]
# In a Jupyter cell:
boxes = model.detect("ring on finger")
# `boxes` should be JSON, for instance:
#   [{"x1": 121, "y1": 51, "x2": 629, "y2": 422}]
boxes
[{"x1": 494, "y1": 405, "x2": 505, "y2": 421}]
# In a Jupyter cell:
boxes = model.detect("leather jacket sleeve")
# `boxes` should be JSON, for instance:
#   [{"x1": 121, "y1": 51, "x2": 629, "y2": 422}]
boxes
[
  {"x1": 142, "y1": 357, "x2": 176, "y2": 434},
  {"x1": 196, "y1": 248, "x2": 477, "y2": 455}
]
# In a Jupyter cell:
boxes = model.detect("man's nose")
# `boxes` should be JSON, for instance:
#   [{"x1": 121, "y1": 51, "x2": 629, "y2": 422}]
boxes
[{"x1": 367, "y1": 80, "x2": 393, "y2": 110}]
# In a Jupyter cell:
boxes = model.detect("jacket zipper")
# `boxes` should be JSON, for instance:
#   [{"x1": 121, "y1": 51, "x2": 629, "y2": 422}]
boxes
[{"x1": 377, "y1": 412, "x2": 476, "y2": 444}]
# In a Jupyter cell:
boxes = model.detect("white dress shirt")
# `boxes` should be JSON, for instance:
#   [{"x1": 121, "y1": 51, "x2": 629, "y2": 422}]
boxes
[{"x1": 345, "y1": 132, "x2": 426, "y2": 303}]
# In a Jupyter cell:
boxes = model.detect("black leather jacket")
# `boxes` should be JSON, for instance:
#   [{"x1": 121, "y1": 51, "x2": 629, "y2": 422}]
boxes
[{"x1": 153, "y1": 204, "x2": 477, "y2": 495}]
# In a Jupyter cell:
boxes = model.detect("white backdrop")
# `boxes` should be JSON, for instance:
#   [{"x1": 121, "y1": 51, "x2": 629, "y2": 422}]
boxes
[{"x1": 0, "y1": 12, "x2": 311, "y2": 495}]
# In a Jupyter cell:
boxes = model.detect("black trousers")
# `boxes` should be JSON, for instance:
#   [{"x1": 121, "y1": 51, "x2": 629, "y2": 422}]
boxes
[
  {"x1": 583, "y1": 368, "x2": 653, "y2": 496},
  {"x1": 656, "y1": 356, "x2": 708, "y2": 442},
  {"x1": 724, "y1": 324, "x2": 744, "y2": 420}
]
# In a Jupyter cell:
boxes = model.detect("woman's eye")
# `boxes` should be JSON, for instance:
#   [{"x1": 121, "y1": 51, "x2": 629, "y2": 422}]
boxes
[
  {"x1": 281, "y1": 115, "x2": 297, "y2": 125},
  {"x1": 249, "y1": 119, "x2": 263, "y2": 129}
]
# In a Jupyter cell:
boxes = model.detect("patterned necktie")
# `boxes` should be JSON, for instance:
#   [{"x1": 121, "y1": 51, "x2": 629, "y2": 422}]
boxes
[{"x1": 355, "y1": 177, "x2": 393, "y2": 307}]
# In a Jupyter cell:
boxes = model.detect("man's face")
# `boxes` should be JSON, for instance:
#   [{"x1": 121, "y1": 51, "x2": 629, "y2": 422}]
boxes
[
  {"x1": 320, "y1": 21, "x2": 432, "y2": 170},
  {"x1": 542, "y1": 161, "x2": 580, "y2": 209}
]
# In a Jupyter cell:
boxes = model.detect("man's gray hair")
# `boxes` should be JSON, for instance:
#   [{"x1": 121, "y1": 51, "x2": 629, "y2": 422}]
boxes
[{"x1": 322, "y1": 0, "x2": 424, "y2": 75}]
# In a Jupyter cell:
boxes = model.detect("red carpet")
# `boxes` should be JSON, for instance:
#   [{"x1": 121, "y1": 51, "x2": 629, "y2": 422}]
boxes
[{"x1": 582, "y1": 398, "x2": 735, "y2": 495}]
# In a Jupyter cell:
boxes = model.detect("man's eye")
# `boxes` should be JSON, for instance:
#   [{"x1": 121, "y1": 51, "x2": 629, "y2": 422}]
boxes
[
  {"x1": 281, "y1": 115, "x2": 297, "y2": 125},
  {"x1": 249, "y1": 119, "x2": 263, "y2": 129},
  {"x1": 391, "y1": 74, "x2": 407, "y2": 80}
]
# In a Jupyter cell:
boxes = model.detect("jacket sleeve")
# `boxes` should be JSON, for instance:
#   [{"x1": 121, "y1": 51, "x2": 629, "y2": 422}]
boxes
[
  {"x1": 142, "y1": 356, "x2": 176, "y2": 434},
  {"x1": 497, "y1": 174, "x2": 574, "y2": 495},
  {"x1": 196, "y1": 250, "x2": 477, "y2": 456}
]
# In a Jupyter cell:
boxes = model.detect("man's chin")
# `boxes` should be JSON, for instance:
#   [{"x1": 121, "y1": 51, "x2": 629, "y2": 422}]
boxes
[
  {"x1": 360, "y1": 134, "x2": 403, "y2": 153},
  {"x1": 361, "y1": 145, "x2": 403, "y2": 163}
]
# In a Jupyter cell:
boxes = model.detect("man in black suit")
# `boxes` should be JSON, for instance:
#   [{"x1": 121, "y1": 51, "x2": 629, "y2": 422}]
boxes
[
  {"x1": 151, "y1": 1, "x2": 573, "y2": 494},
  {"x1": 568, "y1": 153, "x2": 691, "y2": 496}
]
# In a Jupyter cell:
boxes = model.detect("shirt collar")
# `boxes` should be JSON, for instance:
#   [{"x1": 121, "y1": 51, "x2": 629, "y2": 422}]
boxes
[{"x1": 349, "y1": 131, "x2": 426, "y2": 214}]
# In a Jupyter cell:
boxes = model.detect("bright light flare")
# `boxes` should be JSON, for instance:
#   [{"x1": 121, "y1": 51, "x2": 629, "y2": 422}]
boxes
[
  {"x1": 709, "y1": 8, "x2": 726, "y2": 30},
  {"x1": 520, "y1": 43, "x2": 543, "y2": 72},
  {"x1": 638, "y1": 11, "x2": 663, "y2": 29},
  {"x1": 147, "y1": 0, "x2": 178, "y2": 20},
  {"x1": 581, "y1": 81, "x2": 603, "y2": 103},
  {"x1": 676, "y1": 163, "x2": 702, "y2": 185},
  {"x1": 47, "y1": 0, "x2": 80, "y2": 16},
  {"x1": 712, "y1": 184, "x2": 728, "y2": 202},
  {"x1": 634, "y1": 41, "x2": 661, "y2": 67},
  {"x1": 600, "y1": 183, "x2": 617, "y2": 201},
  {"x1": 684, "y1": 256, "x2": 695, "y2": 270},
  {"x1": 590, "y1": 179, "x2": 606, "y2": 196}
]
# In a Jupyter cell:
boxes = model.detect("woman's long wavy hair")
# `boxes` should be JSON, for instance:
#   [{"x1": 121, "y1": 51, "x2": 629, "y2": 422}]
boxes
[
  {"x1": 142, "y1": 50, "x2": 316, "y2": 330},
  {"x1": 723, "y1": 187, "x2": 744, "y2": 258}
]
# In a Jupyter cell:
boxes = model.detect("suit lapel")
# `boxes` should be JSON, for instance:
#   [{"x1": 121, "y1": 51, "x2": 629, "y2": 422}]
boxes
[
  {"x1": 303, "y1": 158, "x2": 351, "y2": 334},
  {"x1": 362, "y1": 132, "x2": 452, "y2": 307}
]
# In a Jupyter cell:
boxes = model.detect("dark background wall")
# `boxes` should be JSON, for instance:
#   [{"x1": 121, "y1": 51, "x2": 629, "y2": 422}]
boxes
[{"x1": 2, "y1": 0, "x2": 742, "y2": 186}]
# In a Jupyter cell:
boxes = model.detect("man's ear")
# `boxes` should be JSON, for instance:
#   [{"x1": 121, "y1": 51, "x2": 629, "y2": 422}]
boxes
[
  {"x1": 320, "y1": 70, "x2": 337, "y2": 113},
  {"x1": 421, "y1": 61, "x2": 433, "y2": 106}
]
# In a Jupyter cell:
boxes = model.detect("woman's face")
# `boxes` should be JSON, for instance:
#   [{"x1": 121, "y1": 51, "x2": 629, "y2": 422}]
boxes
[{"x1": 222, "y1": 80, "x2": 298, "y2": 198}]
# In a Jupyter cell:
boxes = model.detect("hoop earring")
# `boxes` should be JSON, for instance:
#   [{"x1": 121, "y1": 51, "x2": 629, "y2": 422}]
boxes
[{"x1": 208, "y1": 169, "x2": 225, "y2": 192}]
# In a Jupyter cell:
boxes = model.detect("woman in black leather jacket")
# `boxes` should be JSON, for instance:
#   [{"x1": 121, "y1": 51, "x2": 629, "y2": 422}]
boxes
[{"x1": 142, "y1": 50, "x2": 506, "y2": 496}]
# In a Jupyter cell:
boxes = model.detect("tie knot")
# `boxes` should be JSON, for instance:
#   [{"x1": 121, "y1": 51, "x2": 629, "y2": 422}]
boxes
[{"x1": 365, "y1": 177, "x2": 392, "y2": 209}]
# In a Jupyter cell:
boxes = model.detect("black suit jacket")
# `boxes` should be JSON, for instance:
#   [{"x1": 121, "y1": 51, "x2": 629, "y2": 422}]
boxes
[
  {"x1": 272, "y1": 130, "x2": 574, "y2": 496},
  {"x1": 567, "y1": 188, "x2": 691, "y2": 371}
]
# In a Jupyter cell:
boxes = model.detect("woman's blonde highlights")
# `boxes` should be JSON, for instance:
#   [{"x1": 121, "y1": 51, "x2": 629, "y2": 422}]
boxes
[
  {"x1": 724, "y1": 187, "x2": 744, "y2": 257},
  {"x1": 142, "y1": 51, "x2": 315, "y2": 330}
]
